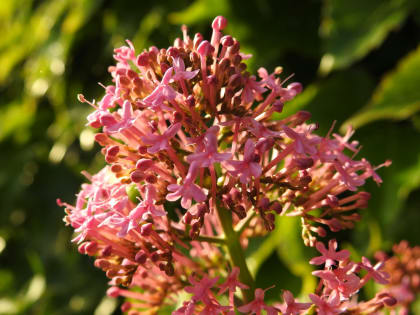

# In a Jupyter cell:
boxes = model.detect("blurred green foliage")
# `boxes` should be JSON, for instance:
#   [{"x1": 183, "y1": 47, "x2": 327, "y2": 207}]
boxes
[{"x1": 0, "y1": 0, "x2": 419, "y2": 314}]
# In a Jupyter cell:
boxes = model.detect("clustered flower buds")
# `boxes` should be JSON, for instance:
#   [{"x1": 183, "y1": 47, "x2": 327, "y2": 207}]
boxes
[{"x1": 59, "y1": 16, "x2": 417, "y2": 314}]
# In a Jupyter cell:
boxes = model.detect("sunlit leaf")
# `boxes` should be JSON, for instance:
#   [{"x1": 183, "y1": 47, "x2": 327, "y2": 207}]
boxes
[
  {"x1": 275, "y1": 216, "x2": 317, "y2": 295},
  {"x1": 320, "y1": 0, "x2": 411, "y2": 73},
  {"x1": 247, "y1": 216, "x2": 316, "y2": 296},
  {"x1": 354, "y1": 122, "x2": 420, "y2": 242},
  {"x1": 168, "y1": 0, "x2": 229, "y2": 25},
  {"x1": 343, "y1": 45, "x2": 420, "y2": 130},
  {"x1": 0, "y1": 99, "x2": 36, "y2": 142},
  {"x1": 276, "y1": 69, "x2": 375, "y2": 134}
]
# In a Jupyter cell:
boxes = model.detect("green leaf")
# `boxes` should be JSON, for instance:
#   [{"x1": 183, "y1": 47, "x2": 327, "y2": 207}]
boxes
[
  {"x1": 353, "y1": 121, "x2": 420, "y2": 244},
  {"x1": 275, "y1": 216, "x2": 317, "y2": 295},
  {"x1": 247, "y1": 216, "x2": 316, "y2": 296},
  {"x1": 320, "y1": 0, "x2": 410, "y2": 73},
  {"x1": 276, "y1": 69, "x2": 375, "y2": 135},
  {"x1": 168, "y1": 0, "x2": 229, "y2": 25},
  {"x1": 342, "y1": 45, "x2": 420, "y2": 130}
]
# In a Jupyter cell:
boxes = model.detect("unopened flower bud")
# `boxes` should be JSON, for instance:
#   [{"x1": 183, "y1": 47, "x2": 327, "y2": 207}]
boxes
[
  {"x1": 85, "y1": 241, "x2": 98, "y2": 256},
  {"x1": 130, "y1": 170, "x2": 144, "y2": 183},
  {"x1": 193, "y1": 33, "x2": 203, "y2": 49},
  {"x1": 212, "y1": 16, "x2": 228, "y2": 31},
  {"x1": 197, "y1": 40, "x2": 213, "y2": 57},
  {"x1": 145, "y1": 174, "x2": 157, "y2": 184},
  {"x1": 140, "y1": 223, "x2": 153, "y2": 236},
  {"x1": 287, "y1": 82, "x2": 302, "y2": 95},
  {"x1": 221, "y1": 35, "x2": 234, "y2": 47},
  {"x1": 107, "y1": 286, "x2": 120, "y2": 298},
  {"x1": 136, "y1": 158, "x2": 154, "y2": 171},
  {"x1": 136, "y1": 52, "x2": 149, "y2": 67},
  {"x1": 121, "y1": 302, "x2": 132, "y2": 312},
  {"x1": 102, "y1": 245, "x2": 112, "y2": 256},
  {"x1": 271, "y1": 201, "x2": 283, "y2": 215},
  {"x1": 294, "y1": 157, "x2": 314, "y2": 169}
]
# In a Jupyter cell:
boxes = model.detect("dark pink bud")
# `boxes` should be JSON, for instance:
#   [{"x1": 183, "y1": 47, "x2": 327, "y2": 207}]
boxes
[
  {"x1": 258, "y1": 198, "x2": 270, "y2": 211},
  {"x1": 106, "y1": 269, "x2": 117, "y2": 278},
  {"x1": 94, "y1": 133, "x2": 108, "y2": 145},
  {"x1": 186, "y1": 95, "x2": 195, "y2": 107},
  {"x1": 232, "y1": 54, "x2": 242, "y2": 66},
  {"x1": 208, "y1": 74, "x2": 218, "y2": 85},
  {"x1": 287, "y1": 82, "x2": 303, "y2": 95},
  {"x1": 221, "y1": 35, "x2": 234, "y2": 47},
  {"x1": 272, "y1": 201, "x2": 283, "y2": 214},
  {"x1": 233, "y1": 205, "x2": 246, "y2": 219},
  {"x1": 130, "y1": 170, "x2": 144, "y2": 183},
  {"x1": 136, "y1": 158, "x2": 154, "y2": 171},
  {"x1": 106, "y1": 145, "x2": 119, "y2": 157},
  {"x1": 327, "y1": 218, "x2": 342, "y2": 232},
  {"x1": 228, "y1": 41, "x2": 240, "y2": 55},
  {"x1": 100, "y1": 113, "x2": 118, "y2": 126},
  {"x1": 295, "y1": 111, "x2": 311, "y2": 124},
  {"x1": 149, "y1": 46, "x2": 159, "y2": 57},
  {"x1": 118, "y1": 75, "x2": 131, "y2": 86},
  {"x1": 136, "y1": 52, "x2": 149, "y2": 67},
  {"x1": 145, "y1": 174, "x2": 157, "y2": 184},
  {"x1": 150, "y1": 251, "x2": 160, "y2": 262},
  {"x1": 324, "y1": 194, "x2": 339, "y2": 208},
  {"x1": 110, "y1": 164, "x2": 122, "y2": 173},
  {"x1": 197, "y1": 40, "x2": 213, "y2": 57},
  {"x1": 183, "y1": 211, "x2": 193, "y2": 225},
  {"x1": 165, "y1": 263, "x2": 175, "y2": 276},
  {"x1": 115, "y1": 68, "x2": 126, "y2": 76},
  {"x1": 359, "y1": 191, "x2": 371, "y2": 200},
  {"x1": 218, "y1": 58, "x2": 231, "y2": 72},
  {"x1": 299, "y1": 175, "x2": 312, "y2": 186},
  {"x1": 102, "y1": 245, "x2": 112, "y2": 256},
  {"x1": 173, "y1": 111, "x2": 184, "y2": 123},
  {"x1": 174, "y1": 37, "x2": 183, "y2": 48},
  {"x1": 135, "y1": 250, "x2": 147, "y2": 264},
  {"x1": 78, "y1": 243, "x2": 87, "y2": 254},
  {"x1": 121, "y1": 302, "x2": 132, "y2": 312},
  {"x1": 197, "y1": 203, "x2": 209, "y2": 214},
  {"x1": 85, "y1": 242, "x2": 98, "y2": 256},
  {"x1": 126, "y1": 69, "x2": 138, "y2": 79},
  {"x1": 294, "y1": 157, "x2": 314, "y2": 169},
  {"x1": 212, "y1": 16, "x2": 228, "y2": 31},
  {"x1": 133, "y1": 77, "x2": 142, "y2": 88},
  {"x1": 140, "y1": 222, "x2": 153, "y2": 236},
  {"x1": 158, "y1": 262, "x2": 166, "y2": 271},
  {"x1": 107, "y1": 286, "x2": 120, "y2": 298},
  {"x1": 377, "y1": 293, "x2": 397, "y2": 306},
  {"x1": 228, "y1": 73, "x2": 242, "y2": 89},
  {"x1": 273, "y1": 100, "x2": 284, "y2": 113},
  {"x1": 315, "y1": 226, "x2": 327, "y2": 237},
  {"x1": 167, "y1": 47, "x2": 179, "y2": 58},
  {"x1": 231, "y1": 188, "x2": 242, "y2": 202},
  {"x1": 160, "y1": 62, "x2": 170, "y2": 74},
  {"x1": 94, "y1": 259, "x2": 111, "y2": 269},
  {"x1": 138, "y1": 146, "x2": 148, "y2": 154},
  {"x1": 193, "y1": 33, "x2": 203, "y2": 49}
]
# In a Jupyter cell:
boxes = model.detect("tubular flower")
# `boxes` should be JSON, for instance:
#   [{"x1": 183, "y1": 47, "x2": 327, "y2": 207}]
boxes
[{"x1": 58, "y1": 16, "x2": 399, "y2": 314}]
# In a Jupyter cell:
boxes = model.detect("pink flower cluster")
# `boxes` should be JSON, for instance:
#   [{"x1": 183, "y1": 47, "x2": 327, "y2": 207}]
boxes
[{"x1": 58, "y1": 16, "x2": 419, "y2": 314}]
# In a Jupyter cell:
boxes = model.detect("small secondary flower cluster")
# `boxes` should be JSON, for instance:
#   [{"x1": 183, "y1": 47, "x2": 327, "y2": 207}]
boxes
[{"x1": 59, "y1": 16, "x2": 418, "y2": 314}]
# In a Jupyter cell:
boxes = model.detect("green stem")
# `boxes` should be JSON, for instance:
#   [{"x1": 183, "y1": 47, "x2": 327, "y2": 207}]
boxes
[
  {"x1": 216, "y1": 201, "x2": 255, "y2": 303},
  {"x1": 234, "y1": 209, "x2": 257, "y2": 235},
  {"x1": 181, "y1": 234, "x2": 226, "y2": 245}
]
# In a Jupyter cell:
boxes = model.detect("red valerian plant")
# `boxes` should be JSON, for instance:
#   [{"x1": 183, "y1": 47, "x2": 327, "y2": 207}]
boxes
[{"x1": 58, "y1": 16, "x2": 419, "y2": 314}]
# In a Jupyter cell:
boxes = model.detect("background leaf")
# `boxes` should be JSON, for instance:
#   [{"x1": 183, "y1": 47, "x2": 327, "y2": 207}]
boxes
[
  {"x1": 343, "y1": 45, "x2": 420, "y2": 130},
  {"x1": 320, "y1": 0, "x2": 412, "y2": 73}
]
